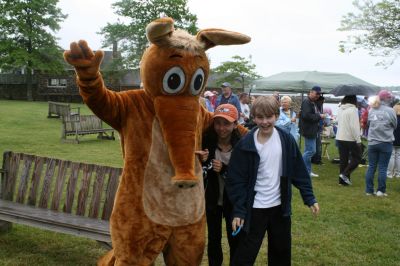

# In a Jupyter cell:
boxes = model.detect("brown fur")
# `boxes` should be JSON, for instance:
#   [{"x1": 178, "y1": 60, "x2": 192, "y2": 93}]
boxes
[{"x1": 64, "y1": 17, "x2": 250, "y2": 265}]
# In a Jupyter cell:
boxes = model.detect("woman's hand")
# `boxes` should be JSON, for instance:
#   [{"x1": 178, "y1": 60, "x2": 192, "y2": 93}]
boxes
[
  {"x1": 195, "y1": 149, "x2": 209, "y2": 162},
  {"x1": 212, "y1": 159, "x2": 223, "y2": 172}
]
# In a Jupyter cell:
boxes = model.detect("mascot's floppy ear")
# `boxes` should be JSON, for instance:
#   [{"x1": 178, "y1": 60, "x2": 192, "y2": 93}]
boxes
[
  {"x1": 196, "y1": 28, "x2": 251, "y2": 50},
  {"x1": 146, "y1": 17, "x2": 251, "y2": 50},
  {"x1": 146, "y1": 17, "x2": 175, "y2": 45}
]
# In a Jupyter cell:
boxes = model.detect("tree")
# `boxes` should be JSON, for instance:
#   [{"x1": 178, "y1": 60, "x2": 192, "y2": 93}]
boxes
[
  {"x1": 212, "y1": 55, "x2": 261, "y2": 90},
  {"x1": 0, "y1": 0, "x2": 67, "y2": 101},
  {"x1": 100, "y1": 0, "x2": 198, "y2": 70},
  {"x1": 338, "y1": 0, "x2": 400, "y2": 67}
]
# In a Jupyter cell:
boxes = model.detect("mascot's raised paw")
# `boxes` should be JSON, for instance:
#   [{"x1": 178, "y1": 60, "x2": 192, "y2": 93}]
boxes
[{"x1": 64, "y1": 40, "x2": 104, "y2": 81}]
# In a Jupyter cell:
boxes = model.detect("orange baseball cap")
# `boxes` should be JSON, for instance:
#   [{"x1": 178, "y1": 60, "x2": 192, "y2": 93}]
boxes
[{"x1": 213, "y1": 104, "x2": 238, "y2": 122}]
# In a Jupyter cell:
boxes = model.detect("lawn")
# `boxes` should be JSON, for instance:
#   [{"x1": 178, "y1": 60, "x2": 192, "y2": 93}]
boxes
[{"x1": 0, "y1": 99, "x2": 399, "y2": 265}]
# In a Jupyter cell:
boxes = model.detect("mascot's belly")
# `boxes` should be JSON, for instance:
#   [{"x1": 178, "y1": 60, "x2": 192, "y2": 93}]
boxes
[{"x1": 142, "y1": 119, "x2": 204, "y2": 226}]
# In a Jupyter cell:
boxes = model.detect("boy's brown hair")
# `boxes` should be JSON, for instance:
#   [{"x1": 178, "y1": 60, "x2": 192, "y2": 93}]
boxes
[{"x1": 251, "y1": 96, "x2": 280, "y2": 117}]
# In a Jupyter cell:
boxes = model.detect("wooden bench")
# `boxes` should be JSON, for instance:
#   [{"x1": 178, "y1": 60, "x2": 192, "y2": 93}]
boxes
[
  {"x1": 47, "y1": 101, "x2": 80, "y2": 119},
  {"x1": 0, "y1": 151, "x2": 122, "y2": 245},
  {"x1": 62, "y1": 115, "x2": 115, "y2": 144}
]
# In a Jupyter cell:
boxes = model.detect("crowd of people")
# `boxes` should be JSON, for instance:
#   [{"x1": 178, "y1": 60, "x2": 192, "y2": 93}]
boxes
[
  {"x1": 198, "y1": 81, "x2": 399, "y2": 265},
  {"x1": 295, "y1": 86, "x2": 399, "y2": 197}
]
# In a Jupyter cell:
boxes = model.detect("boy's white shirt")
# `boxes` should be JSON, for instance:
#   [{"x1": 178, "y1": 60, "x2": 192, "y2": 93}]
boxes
[{"x1": 253, "y1": 127, "x2": 282, "y2": 208}]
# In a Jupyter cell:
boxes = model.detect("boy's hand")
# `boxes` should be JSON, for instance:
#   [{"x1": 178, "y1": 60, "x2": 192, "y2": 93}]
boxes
[
  {"x1": 310, "y1": 203, "x2": 320, "y2": 217},
  {"x1": 232, "y1": 217, "x2": 244, "y2": 232},
  {"x1": 195, "y1": 149, "x2": 209, "y2": 162},
  {"x1": 212, "y1": 159, "x2": 222, "y2": 172}
]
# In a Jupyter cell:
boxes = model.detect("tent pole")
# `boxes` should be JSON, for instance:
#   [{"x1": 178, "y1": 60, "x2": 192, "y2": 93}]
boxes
[{"x1": 299, "y1": 92, "x2": 304, "y2": 148}]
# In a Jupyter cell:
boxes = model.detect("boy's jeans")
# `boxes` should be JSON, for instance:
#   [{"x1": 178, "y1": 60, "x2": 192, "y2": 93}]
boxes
[
  {"x1": 365, "y1": 142, "x2": 392, "y2": 193},
  {"x1": 303, "y1": 137, "x2": 316, "y2": 174}
]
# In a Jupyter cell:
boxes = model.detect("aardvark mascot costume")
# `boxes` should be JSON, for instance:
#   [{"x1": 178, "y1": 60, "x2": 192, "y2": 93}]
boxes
[{"x1": 64, "y1": 17, "x2": 250, "y2": 265}]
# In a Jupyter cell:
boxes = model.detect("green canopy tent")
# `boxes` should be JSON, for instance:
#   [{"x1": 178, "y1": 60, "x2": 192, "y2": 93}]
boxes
[
  {"x1": 251, "y1": 71, "x2": 379, "y2": 94},
  {"x1": 251, "y1": 71, "x2": 379, "y2": 147}
]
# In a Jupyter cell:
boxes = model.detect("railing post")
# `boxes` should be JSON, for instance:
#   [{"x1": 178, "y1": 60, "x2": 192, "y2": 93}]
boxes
[
  {"x1": 0, "y1": 151, "x2": 11, "y2": 199},
  {"x1": 0, "y1": 151, "x2": 12, "y2": 232},
  {"x1": 0, "y1": 220, "x2": 12, "y2": 234}
]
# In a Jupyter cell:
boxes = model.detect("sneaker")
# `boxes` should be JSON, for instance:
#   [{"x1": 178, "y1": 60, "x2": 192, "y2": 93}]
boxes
[
  {"x1": 387, "y1": 174, "x2": 393, "y2": 179},
  {"x1": 339, "y1": 174, "x2": 352, "y2": 185},
  {"x1": 366, "y1": 192, "x2": 376, "y2": 196},
  {"x1": 310, "y1": 172, "x2": 319, "y2": 177},
  {"x1": 339, "y1": 178, "x2": 349, "y2": 186},
  {"x1": 376, "y1": 191, "x2": 388, "y2": 197}
]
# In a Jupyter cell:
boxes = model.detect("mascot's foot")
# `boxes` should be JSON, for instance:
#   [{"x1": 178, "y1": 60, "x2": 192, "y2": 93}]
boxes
[
  {"x1": 97, "y1": 250, "x2": 115, "y2": 266},
  {"x1": 172, "y1": 174, "x2": 198, "y2": 188}
]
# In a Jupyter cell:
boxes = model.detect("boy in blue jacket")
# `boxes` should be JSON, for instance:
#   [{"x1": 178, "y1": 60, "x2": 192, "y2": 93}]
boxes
[{"x1": 226, "y1": 96, "x2": 320, "y2": 266}]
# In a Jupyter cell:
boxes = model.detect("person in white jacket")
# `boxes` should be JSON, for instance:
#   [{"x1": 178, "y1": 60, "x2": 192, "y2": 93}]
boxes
[{"x1": 336, "y1": 95, "x2": 362, "y2": 186}]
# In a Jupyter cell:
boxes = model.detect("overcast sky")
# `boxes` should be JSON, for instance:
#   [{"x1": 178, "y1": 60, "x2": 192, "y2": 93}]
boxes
[{"x1": 57, "y1": 0, "x2": 399, "y2": 87}]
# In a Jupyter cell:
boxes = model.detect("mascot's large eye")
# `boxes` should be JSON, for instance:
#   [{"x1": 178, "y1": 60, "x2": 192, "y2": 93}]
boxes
[
  {"x1": 190, "y1": 68, "x2": 205, "y2": 96},
  {"x1": 163, "y1": 66, "x2": 185, "y2": 94}
]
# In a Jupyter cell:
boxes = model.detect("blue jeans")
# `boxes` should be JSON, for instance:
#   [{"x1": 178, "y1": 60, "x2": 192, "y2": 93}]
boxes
[
  {"x1": 303, "y1": 137, "x2": 316, "y2": 174},
  {"x1": 365, "y1": 142, "x2": 393, "y2": 193},
  {"x1": 311, "y1": 132, "x2": 322, "y2": 163}
]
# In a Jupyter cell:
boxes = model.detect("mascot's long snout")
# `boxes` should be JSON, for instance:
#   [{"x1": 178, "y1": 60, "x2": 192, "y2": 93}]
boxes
[{"x1": 154, "y1": 96, "x2": 200, "y2": 187}]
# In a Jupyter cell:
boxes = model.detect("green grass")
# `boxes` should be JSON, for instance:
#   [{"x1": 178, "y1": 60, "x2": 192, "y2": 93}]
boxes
[
  {"x1": 0, "y1": 100, "x2": 122, "y2": 167},
  {"x1": 1, "y1": 99, "x2": 400, "y2": 265}
]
